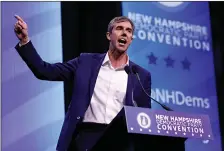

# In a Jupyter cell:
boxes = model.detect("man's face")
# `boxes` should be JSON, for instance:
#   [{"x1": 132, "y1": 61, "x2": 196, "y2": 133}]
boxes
[{"x1": 107, "y1": 21, "x2": 133, "y2": 53}]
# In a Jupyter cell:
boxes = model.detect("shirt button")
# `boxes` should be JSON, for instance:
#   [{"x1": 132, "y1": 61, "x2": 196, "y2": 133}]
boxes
[{"x1": 76, "y1": 116, "x2": 80, "y2": 120}]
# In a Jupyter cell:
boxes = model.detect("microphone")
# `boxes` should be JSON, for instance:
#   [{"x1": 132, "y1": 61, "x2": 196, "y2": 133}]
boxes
[
  {"x1": 131, "y1": 65, "x2": 173, "y2": 111},
  {"x1": 124, "y1": 66, "x2": 138, "y2": 107}
]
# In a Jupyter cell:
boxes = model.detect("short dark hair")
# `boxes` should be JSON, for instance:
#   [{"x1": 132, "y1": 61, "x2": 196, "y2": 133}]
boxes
[{"x1": 107, "y1": 16, "x2": 135, "y2": 33}]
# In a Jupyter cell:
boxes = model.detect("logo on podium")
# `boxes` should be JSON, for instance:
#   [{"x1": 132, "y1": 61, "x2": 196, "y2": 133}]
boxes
[{"x1": 137, "y1": 112, "x2": 151, "y2": 129}]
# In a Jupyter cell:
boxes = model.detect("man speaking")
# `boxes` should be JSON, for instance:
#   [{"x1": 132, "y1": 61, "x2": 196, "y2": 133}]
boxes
[{"x1": 14, "y1": 15, "x2": 151, "y2": 151}]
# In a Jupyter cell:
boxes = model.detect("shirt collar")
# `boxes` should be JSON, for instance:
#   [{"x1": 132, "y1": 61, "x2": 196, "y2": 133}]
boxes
[{"x1": 102, "y1": 52, "x2": 129, "y2": 69}]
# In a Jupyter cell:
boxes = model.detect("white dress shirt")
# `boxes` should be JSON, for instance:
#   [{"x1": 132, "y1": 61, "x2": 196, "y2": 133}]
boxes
[{"x1": 83, "y1": 53, "x2": 129, "y2": 124}]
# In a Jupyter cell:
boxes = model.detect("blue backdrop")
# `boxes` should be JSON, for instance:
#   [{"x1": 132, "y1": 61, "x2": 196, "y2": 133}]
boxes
[
  {"x1": 1, "y1": 2, "x2": 64, "y2": 151},
  {"x1": 122, "y1": 2, "x2": 221, "y2": 151}
]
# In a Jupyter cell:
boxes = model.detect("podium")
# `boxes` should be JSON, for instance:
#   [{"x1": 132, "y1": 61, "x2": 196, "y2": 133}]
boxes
[{"x1": 90, "y1": 106, "x2": 213, "y2": 151}]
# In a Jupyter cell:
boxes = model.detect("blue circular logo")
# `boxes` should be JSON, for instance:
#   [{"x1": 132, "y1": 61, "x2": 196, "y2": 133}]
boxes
[
  {"x1": 153, "y1": 2, "x2": 190, "y2": 12},
  {"x1": 158, "y1": 2, "x2": 184, "y2": 7}
]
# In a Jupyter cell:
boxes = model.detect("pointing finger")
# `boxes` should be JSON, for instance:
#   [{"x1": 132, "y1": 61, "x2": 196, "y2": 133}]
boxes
[{"x1": 14, "y1": 15, "x2": 24, "y2": 22}]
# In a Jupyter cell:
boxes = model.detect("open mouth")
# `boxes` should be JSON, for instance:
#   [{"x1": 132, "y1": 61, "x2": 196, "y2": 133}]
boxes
[{"x1": 118, "y1": 38, "x2": 127, "y2": 46}]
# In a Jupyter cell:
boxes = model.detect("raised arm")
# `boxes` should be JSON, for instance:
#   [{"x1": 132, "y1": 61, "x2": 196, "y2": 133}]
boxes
[{"x1": 14, "y1": 15, "x2": 79, "y2": 81}]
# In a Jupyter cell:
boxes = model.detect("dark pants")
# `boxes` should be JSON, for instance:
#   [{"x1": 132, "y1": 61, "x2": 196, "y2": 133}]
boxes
[
  {"x1": 68, "y1": 122, "x2": 137, "y2": 151},
  {"x1": 68, "y1": 122, "x2": 108, "y2": 151}
]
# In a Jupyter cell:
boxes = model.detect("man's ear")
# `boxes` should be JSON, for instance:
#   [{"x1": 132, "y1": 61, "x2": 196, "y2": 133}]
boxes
[{"x1": 106, "y1": 32, "x2": 111, "y2": 41}]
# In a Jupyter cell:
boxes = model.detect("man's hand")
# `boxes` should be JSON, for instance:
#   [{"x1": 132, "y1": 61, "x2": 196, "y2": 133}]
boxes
[{"x1": 14, "y1": 15, "x2": 29, "y2": 45}]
